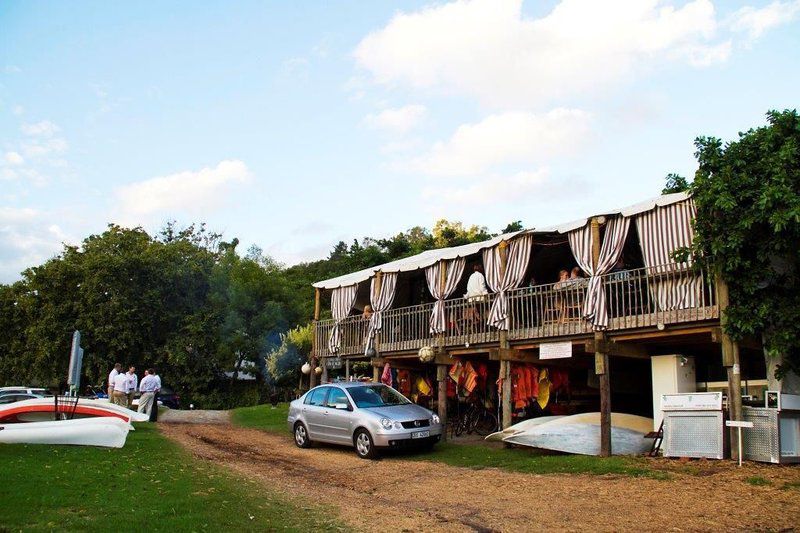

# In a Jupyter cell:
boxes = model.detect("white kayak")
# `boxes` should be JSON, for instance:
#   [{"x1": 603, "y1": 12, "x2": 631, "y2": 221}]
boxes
[
  {"x1": 484, "y1": 416, "x2": 565, "y2": 442},
  {"x1": 501, "y1": 412, "x2": 653, "y2": 456},
  {"x1": 0, "y1": 417, "x2": 131, "y2": 448},
  {"x1": 0, "y1": 397, "x2": 149, "y2": 424}
]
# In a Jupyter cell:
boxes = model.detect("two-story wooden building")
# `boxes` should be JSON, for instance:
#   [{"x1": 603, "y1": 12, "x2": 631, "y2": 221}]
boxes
[{"x1": 309, "y1": 192, "x2": 764, "y2": 456}]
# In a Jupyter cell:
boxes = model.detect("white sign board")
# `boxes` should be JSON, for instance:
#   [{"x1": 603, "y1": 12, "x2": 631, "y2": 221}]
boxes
[
  {"x1": 726, "y1": 420, "x2": 754, "y2": 428},
  {"x1": 539, "y1": 341, "x2": 572, "y2": 360},
  {"x1": 661, "y1": 392, "x2": 723, "y2": 411}
]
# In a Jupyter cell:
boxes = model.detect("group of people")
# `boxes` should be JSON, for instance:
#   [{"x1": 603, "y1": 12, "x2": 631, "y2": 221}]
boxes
[
  {"x1": 554, "y1": 267, "x2": 587, "y2": 288},
  {"x1": 107, "y1": 363, "x2": 161, "y2": 417}
]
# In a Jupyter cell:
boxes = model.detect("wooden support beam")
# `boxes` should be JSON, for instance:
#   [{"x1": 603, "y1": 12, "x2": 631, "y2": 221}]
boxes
[
  {"x1": 314, "y1": 288, "x2": 321, "y2": 321},
  {"x1": 591, "y1": 216, "x2": 612, "y2": 457},
  {"x1": 448, "y1": 347, "x2": 491, "y2": 356},
  {"x1": 490, "y1": 347, "x2": 540, "y2": 363},
  {"x1": 610, "y1": 325, "x2": 717, "y2": 342},
  {"x1": 437, "y1": 364, "x2": 448, "y2": 442},
  {"x1": 716, "y1": 273, "x2": 742, "y2": 460},
  {"x1": 586, "y1": 339, "x2": 650, "y2": 359}
]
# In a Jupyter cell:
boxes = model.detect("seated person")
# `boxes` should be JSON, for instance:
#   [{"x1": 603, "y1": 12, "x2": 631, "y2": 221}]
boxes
[
  {"x1": 362, "y1": 304, "x2": 373, "y2": 320},
  {"x1": 554, "y1": 269, "x2": 570, "y2": 288},
  {"x1": 465, "y1": 264, "x2": 489, "y2": 300},
  {"x1": 568, "y1": 267, "x2": 588, "y2": 287}
]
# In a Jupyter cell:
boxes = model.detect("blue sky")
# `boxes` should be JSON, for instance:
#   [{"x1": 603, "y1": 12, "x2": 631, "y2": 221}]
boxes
[{"x1": 1, "y1": 0, "x2": 798, "y2": 282}]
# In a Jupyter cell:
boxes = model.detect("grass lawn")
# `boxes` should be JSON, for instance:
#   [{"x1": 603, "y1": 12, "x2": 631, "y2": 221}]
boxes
[
  {"x1": 0, "y1": 424, "x2": 342, "y2": 532},
  {"x1": 232, "y1": 403, "x2": 664, "y2": 478}
]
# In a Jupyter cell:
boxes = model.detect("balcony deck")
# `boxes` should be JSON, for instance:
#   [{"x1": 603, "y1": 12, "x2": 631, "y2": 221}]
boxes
[{"x1": 313, "y1": 265, "x2": 719, "y2": 358}]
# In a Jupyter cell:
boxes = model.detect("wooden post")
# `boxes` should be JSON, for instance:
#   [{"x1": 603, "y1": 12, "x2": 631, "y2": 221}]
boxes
[
  {"x1": 496, "y1": 240, "x2": 513, "y2": 429},
  {"x1": 309, "y1": 288, "x2": 321, "y2": 390},
  {"x1": 437, "y1": 364, "x2": 448, "y2": 441},
  {"x1": 372, "y1": 362, "x2": 380, "y2": 383},
  {"x1": 591, "y1": 217, "x2": 612, "y2": 457},
  {"x1": 345, "y1": 358, "x2": 350, "y2": 381},
  {"x1": 716, "y1": 274, "x2": 742, "y2": 460}
]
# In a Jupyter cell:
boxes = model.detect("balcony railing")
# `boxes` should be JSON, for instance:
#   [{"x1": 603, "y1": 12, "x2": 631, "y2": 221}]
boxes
[{"x1": 313, "y1": 264, "x2": 718, "y2": 358}]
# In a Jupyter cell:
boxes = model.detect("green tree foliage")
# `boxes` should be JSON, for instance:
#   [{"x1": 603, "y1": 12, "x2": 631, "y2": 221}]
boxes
[
  {"x1": 691, "y1": 109, "x2": 800, "y2": 377},
  {"x1": 662, "y1": 173, "x2": 690, "y2": 194}
]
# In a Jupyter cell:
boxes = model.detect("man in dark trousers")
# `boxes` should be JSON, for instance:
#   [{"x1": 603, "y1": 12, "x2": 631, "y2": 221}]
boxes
[{"x1": 149, "y1": 368, "x2": 161, "y2": 422}]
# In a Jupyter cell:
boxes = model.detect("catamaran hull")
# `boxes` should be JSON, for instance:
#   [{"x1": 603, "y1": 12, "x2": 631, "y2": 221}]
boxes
[
  {"x1": 0, "y1": 398, "x2": 149, "y2": 424},
  {"x1": 0, "y1": 417, "x2": 131, "y2": 448}
]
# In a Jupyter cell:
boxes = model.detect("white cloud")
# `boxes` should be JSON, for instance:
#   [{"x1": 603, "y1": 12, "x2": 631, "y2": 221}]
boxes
[
  {"x1": 728, "y1": 0, "x2": 800, "y2": 42},
  {"x1": 21, "y1": 120, "x2": 60, "y2": 137},
  {"x1": 21, "y1": 137, "x2": 68, "y2": 158},
  {"x1": 363, "y1": 104, "x2": 428, "y2": 134},
  {"x1": 411, "y1": 108, "x2": 591, "y2": 176},
  {"x1": 0, "y1": 207, "x2": 68, "y2": 282},
  {"x1": 354, "y1": 0, "x2": 729, "y2": 108},
  {"x1": 12, "y1": 105, "x2": 24, "y2": 116},
  {"x1": 115, "y1": 159, "x2": 253, "y2": 218},
  {"x1": 422, "y1": 169, "x2": 549, "y2": 206},
  {"x1": 4, "y1": 152, "x2": 24, "y2": 165}
]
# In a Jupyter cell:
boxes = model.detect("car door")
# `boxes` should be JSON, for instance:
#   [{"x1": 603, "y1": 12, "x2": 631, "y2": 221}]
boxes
[
  {"x1": 322, "y1": 387, "x2": 355, "y2": 444},
  {"x1": 302, "y1": 387, "x2": 330, "y2": 440}
]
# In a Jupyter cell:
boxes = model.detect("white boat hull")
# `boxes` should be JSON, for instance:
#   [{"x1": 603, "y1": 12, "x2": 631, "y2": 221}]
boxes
[
  {"x1": 501, "y1": 412, "x2": 653, "y2": 456},
  {"x1": 0, "y1": 417, "x2": 131, "y2": 448},
  {"x1": 0, "y1": 397, "x2": 149, "y2": 424}
]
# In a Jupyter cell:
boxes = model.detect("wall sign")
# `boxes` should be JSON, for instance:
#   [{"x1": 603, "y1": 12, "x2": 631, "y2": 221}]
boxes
[
  {"x1": 661, "y1": 392, "x2": 723, "y2": 411},
  {"x1": 540, "y1": 341, "x2": 573, "y2": 360},
  {"x1": 324, "y1": 356, "x2": 343, "y2": 370}
]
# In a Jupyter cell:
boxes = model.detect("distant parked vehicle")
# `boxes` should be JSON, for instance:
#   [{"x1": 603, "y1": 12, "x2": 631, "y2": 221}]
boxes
[
  {"x1": 132, "y1": 386, "x2": 180, "y2": 409},
  {"x1": 0, "y1": 392, "x2": 45, "y2": 404},
  {"x1": 0, "y1": 387, "x2": 48, "y2": 398},
  {"x1": 287, "y1": 382, "x2": 443, "y2": 459}
]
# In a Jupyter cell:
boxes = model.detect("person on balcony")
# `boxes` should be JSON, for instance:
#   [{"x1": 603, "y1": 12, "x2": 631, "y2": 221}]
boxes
[
  {"x1": 362, "y1": 305, "x2": 373, "y2": 320},
  {"x1": 554, "y1": 269, "x2": 570, "y2": 289},
  {"x1": 568, "y1": 267, "x2": 588, "y2": 287},
  {"x1": 464, "y1": 264, "x2": 488, "y2": 328}
]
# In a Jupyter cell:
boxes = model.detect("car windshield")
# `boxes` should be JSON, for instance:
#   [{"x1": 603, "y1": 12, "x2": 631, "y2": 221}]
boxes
[{"x1": 347, "y1": 384, "x2": 410, "y2": 408}]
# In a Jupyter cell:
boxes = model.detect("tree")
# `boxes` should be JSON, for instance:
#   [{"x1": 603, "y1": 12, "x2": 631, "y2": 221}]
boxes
[
  {"x1": 691, "y1": 109, "x2": 800, "y2": 389},
  {"x1": 662, "y1": 173, "x2": 690, "y2": 194},
  {"x1": 501, "y1": 220, "x2": 524, "y2": 233}
]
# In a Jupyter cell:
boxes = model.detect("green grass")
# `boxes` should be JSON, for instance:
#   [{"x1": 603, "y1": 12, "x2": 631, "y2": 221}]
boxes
[
  {"x1": 232, "y1": 403, "x2": 290, "y2": 433},
  {"x1": 0, "y1": 424, "x2": 342, "y2": 532},
  {"x1": 231, "y1": 403, "x2": 664, "y2": 479},
  {"x1": 745, "y1": 476, "x2": 772, "y2": 486},
  {"x1": 414, "y1": 442, "x2": 668, "y2": 478},
  {"x1": 781, "y1": 481, "x2": 800, "y2": 491}
]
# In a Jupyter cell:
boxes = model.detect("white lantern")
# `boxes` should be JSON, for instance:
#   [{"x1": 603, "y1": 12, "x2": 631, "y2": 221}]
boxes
[
  {"x1": 419, "y1": 345, "x2": 435, "y2": 363},
  {"x1": 314, "y1": 366, "x2": 322, "y2": 375},
  {"x1": 301, "y1": 362, "x2": 311, "y2": 374}
]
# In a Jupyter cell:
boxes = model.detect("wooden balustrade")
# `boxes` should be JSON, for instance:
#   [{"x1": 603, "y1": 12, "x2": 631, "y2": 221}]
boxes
[{"x1": 313, "y1": 265, "x2": 718, "y2": 357}]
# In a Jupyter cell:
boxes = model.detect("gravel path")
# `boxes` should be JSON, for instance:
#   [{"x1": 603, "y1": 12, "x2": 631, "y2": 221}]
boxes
[
  {"x1": 158, "y1": 409, "x2": 230, "y2": 424},
  {"x1": 161, "y1": 422, "x2": 800, "y2": 532}
]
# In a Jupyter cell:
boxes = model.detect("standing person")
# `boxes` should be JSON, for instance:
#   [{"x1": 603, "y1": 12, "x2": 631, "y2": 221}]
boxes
[
  {"x1": 125, "y1": 366, "x2": 138, "y2": 409},
  {"x1": 107, "y1": 363, "x2": 122, "y2": 401},
  {"x1": 137, "y1": 369, "x2": 156, "y2": 417},
  {"x1": 148, "y1": 368, "x2": 162, "y2": 422},
  {"x1": 112, "y1": 370, "x2": 129, "y2": 407}
]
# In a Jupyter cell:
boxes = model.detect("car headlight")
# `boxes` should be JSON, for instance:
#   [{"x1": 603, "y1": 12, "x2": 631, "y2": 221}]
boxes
[
  {"x1": 431, "y1": 414, "x2": 440, "y2": 424},
  {"x1": 380, "y1": 418, "x2": 393, "y2": 430}
]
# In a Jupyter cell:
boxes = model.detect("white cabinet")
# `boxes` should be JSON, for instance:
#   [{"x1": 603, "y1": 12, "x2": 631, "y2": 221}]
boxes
[{"x1": 651, "y1": 355, "x2": 696, "y2": 431}]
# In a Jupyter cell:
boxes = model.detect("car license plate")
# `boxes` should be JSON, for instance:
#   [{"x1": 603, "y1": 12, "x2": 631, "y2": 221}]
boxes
[{"x1": 411, "y1": 430, "x2": 430, "y2": 439}]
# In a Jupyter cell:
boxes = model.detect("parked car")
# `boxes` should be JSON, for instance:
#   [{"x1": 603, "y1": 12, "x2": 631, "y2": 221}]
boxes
[
  {"x1": 287, "y1": 382, "x2": 442, "y2": 459},
  {"x1": 0, "y1": 392, "x2": 46, "y2": 404},
  {"x1": 0, "y1": 387, "x2": 48, "y2": 399}
]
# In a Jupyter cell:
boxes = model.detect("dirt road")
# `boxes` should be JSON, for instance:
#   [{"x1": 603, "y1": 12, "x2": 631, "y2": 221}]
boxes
[{"x1": 162, "y1": 423, "x2": 800, "y2": 532}]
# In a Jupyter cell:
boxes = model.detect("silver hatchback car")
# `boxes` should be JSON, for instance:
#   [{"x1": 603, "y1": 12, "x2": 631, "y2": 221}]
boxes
[{"x1": 287, "y1": 382, "x2": 443, "y2": 459}]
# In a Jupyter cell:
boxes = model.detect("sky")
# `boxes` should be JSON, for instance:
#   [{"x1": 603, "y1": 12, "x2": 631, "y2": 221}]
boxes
[{"x1": 1, "y1": 0, "x2": 799, "y2": 283}]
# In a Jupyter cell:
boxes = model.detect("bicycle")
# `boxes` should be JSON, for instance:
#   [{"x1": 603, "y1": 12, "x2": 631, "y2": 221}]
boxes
[{"x1": 448, "y1": 398, "x2": 498, "y2": 438}]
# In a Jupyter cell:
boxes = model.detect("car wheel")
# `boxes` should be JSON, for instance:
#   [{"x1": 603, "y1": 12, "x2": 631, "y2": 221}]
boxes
[
  {"x1": 294, "y1": 422, "x2": 312, "y2": 448},
  {"x1": 354, "y1": 429, "x2": 378, "y2": 460}
]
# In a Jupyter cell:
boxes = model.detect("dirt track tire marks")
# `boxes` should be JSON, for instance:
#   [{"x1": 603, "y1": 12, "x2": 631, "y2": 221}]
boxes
[{"x1": 161, "y1": 423, "x2": 800, "y2": 532}]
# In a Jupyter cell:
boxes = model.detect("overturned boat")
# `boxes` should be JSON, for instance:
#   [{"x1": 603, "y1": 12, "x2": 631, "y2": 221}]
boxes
[
  {"x1": 0, "y1": 417, "x2": 132, "y2": 448},
  {"x1": 0, "y1": 397, "x2": 149, "y2": 424},
  {"x1": 498, "y1": 413, "x2": 653, "y2": 456}
]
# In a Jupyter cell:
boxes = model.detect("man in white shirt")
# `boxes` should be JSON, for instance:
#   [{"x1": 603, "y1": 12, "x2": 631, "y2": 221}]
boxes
[
  {"x1": 125, "y1": 366, "x2": 138, "y2": 408},
  {"x1": 466, "y1": 264, "x2": 489, "y2": 298},
  {"x1": 107, "y1": 363, "x2": 122, "y2": 401},
  {"x1": 137, "y1": 369, "x2": 156, "y2": 416},
  {"x1": 112, "y1": 371, "x2": 129, "y2": 407}
]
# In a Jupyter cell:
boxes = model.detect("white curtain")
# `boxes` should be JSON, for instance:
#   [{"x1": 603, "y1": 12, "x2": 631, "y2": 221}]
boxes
[
  {"x1": 425, "y1": 258, "x2": 466, "y2": 334},
  {"x1": 365, "y1": 272, "x2": 398, "y2": 354},
  {"x1": 327, "y1": 284, "x2": 358, "y2": 354},
  {"x1": 635, "y1": 199, "x2": 700, "y2": 310},
  {"x1": 568, "y1": 217, "x2": 630, "y2": 330},
  {"x1": 483, "y1": 235, "x2": 533, "y2": 330}
]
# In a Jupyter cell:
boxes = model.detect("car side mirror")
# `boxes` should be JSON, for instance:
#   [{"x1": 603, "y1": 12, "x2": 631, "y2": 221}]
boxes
[{"x1": 333, "y1": 403, "x2": 351, "y2": 411}]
